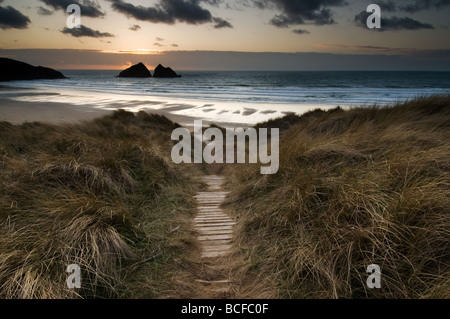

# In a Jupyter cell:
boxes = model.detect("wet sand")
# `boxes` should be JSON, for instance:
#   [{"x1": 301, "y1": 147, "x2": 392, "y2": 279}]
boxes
[
  {"x1": 1, "y1": 84, "x2": 338, "y2": 129},
  {"x1": 0, "y1": 91, "x2": 249, "y2": 128}
]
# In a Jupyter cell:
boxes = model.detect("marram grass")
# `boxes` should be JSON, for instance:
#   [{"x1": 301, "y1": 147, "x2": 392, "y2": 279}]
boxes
[
  {"x1": 0, "y1": 111, "x2": 198, "y2": 298},
  {"x1": 224, "y1": 95, "x2": 450, "y2": 299}
]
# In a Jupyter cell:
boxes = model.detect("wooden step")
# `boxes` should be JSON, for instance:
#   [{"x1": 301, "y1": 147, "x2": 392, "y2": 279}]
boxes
[
  {"x1": 196, "y1": 223, "x2": 236, "y2": 229},
  {"x1": 198, "y1": 229, "x2": 233, "y2": 236},
  {"x1": 194, "y1": 216, "x2": 232, "y2": 221},
  {"x1": 201, "y1": 250, "x2": 230, "y2": 258},
  {"x1": 201, "y1": 245, "x2": 232, "y2": 253},
  {"x1": 194, "y1": 176, "x2": 234, "y2": 265},
  {"x1": 196, "y1": 225, "x2": 233, "y2": 231},
  {"x1": 198, "y1": 239, "x2": 232, "y2": 246},
  {"x1": 198, "y1": 234, "x2": 233, "y2": 241},
  {"x1": 194, "y1": 217, "x2": 233, "y2": 221}
]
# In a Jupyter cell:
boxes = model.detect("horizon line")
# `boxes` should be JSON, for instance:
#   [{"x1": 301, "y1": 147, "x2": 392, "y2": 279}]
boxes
[
  {"x1": 2, "y1": 48, "x2": 449, "y2": 72},
  {"x1": 58, "y1": 68, "x2": 450, "y2": 72}
]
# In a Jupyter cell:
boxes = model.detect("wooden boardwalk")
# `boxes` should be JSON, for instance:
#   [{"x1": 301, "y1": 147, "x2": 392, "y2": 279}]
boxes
[{"x1": 194, "y1": 175, "x2": 234, "y2": 259}]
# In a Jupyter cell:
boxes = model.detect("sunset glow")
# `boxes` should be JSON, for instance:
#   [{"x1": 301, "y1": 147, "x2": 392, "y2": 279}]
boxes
[{"x1": 0, "y1": 0, "x2": 449, "y2": 70}]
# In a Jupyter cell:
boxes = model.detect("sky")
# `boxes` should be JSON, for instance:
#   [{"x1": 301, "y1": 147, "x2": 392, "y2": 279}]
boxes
[{"x1": 0, "y1": 0, "x2": 449, "y2": 70}]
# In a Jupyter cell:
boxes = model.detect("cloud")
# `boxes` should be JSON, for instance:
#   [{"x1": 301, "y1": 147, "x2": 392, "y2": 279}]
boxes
[
  {"x1": 292, "y1": 29, "x2": 310, "y2": 35},
  {"x1": 38, "y1": 6, "x2": 53, "y2": 16},
  {"x1": 61, "y1": 25, "x2": 115, "y2": 38},
  {"x1": 0, "y1": 5, "x2": 31, "y2": 29},
  {"x1": 129, "y1": 24, "x2": 141, "y2": 31},
  {"x1": 378, "y1": 0, "x2": 397, "y2": 12},
  {"x1": 371, "y1": 0, "x2": 450, "y2": 13},
  {"x1": 212, "y1": 17, "x2": 232, "y2": 28},
  {"x1": 400, "y1": 0, "x2": 450, "y2": 13},
  {"x1": 354, "y1": 11, "x2": 434, "y2": 31},
  {"x1": 40, "y1": 0, "x2": 104, "y2": 18},
  {"x1": 253, "y1": 0, "x2": 347, "y2": 27},
  {"x1": 154, "y1": 37, "x2": 165, "y2": 47},
  {"x1": 382, "y1": 16, "x2": 435, "y2": 31},
  {"x1": 171, "y1": 43, "x2": 179, "y2": 47},
  {"x1": 109, "y1": 0, "x2": 210, "y2": 24},
  {"x1": 108, "y1": 0, "x2": 233, "y2": 28},
  {"x1": 200, "y1": 0, "x2": 223, "y2": 5},
  {"x1": 333, "y1": 44, "x2": 418, "y2": 54}
]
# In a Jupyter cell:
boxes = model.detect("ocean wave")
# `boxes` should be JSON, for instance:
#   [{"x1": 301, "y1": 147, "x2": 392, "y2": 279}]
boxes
[{"x1": 2, "y1": 71, "x2": 449, "y2": 107}]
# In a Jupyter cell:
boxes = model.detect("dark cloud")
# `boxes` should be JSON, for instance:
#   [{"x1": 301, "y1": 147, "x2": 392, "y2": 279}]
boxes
[
  {"x1": 200, "y1": 0, "x2": 223, "y2": 5},
  {"x1": 38, "y1": 6, "x2": 53, "y2": 16},
  {"x1": 337, "y1": 45, "x2": 409, "y2": 53},
  {"x1": 129, "y1": 24, "x2": 141, "y2": 31},
  {"x1": 212, "y1": 17, "x2": 232, "y2": 28},
  {"x1": 154, "y1": 42, "x2": 164, "y2": 47},
  {"x1": 252, "y1": 0, "x2": 268, "y2": 9},
  {"x1": 400, "y1": 0, "x2": 450, "y2": 13},
  {"x1": 108, "y1": 0, "x2": 232, "y2": 28},
  {"x1": 253, "y1": 0, "x2": 347, "y2": 27},
  {"x1": 156, "y1": 37, "x2": 165, "y2": 41},
  {"x1": 40, "y1": 0, "x2": 104, "y2": 18},
  {"x1": 292, "y1": 28, "x2": 310, "y2": 34},
  {"x1": 383, "y1": 16, "x2": 435, "y2": 31},
  {"x1": 61, "y1": 25, "x2": 115, "y2": 37},
  {"x1": 108, "y1": 0, "x2": 210, "y2": 24},
  {"x1": 0, "y1": 5, "x2": 31, "y2": 29},
  {"x1": 378, "y1": 1, "x2": 397, "y2": 12},
  {"x1": 270, "y1": 9, "x2": 335, "y2": 27},
  {"x1": 171, "y1": 43, "x2": 179, "y2": 47},
  {"x1": 354, "y1": 11, "x2": 434, "y2": 31}
]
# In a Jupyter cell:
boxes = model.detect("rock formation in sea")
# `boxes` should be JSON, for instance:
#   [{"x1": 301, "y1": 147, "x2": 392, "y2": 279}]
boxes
[
  {"x1": 153, "y1": 64, "x2": 181, "y2": 78},
  {"x1": 118, "y1": 62, "x2": 152, "y2": 78},
  {"x1": 0, "y1": 57, "x2": 66, "y2": 81}
]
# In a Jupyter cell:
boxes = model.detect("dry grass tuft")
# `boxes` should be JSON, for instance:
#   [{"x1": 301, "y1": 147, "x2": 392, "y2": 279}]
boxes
[
  {"x1": 0, "y1": 111, "x2": 198, "y2": 298},
  {"x1": 224, "y1": 95, "x2": 450, "y2": 299}
]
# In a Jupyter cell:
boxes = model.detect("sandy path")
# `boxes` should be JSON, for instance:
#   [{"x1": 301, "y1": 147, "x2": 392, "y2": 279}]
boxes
[{"x1": 191, "y1": 175, "x2": 236, "y2": 298}]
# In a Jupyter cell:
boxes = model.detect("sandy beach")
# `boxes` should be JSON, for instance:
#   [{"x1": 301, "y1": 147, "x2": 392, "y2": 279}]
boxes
[
  {"x1": 0, "y1": 96, "x2": 107, "y2": 124},
  {"x1": 0, "y1": 84, "x2": 310, "y2": 128},
  {"x1": 0, "y1": 86, "x2": 244, "y2": 128}
]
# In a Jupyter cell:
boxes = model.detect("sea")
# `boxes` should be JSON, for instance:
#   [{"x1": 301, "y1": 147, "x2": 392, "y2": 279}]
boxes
[{"x1": 1, "y1": 70, "x2": 449, "y2": 125}]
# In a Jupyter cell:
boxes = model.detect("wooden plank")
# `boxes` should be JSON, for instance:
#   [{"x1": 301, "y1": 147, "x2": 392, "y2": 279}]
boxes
[{"x1": 198, "y1": 234, "x2": 233, "y2": 241}]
